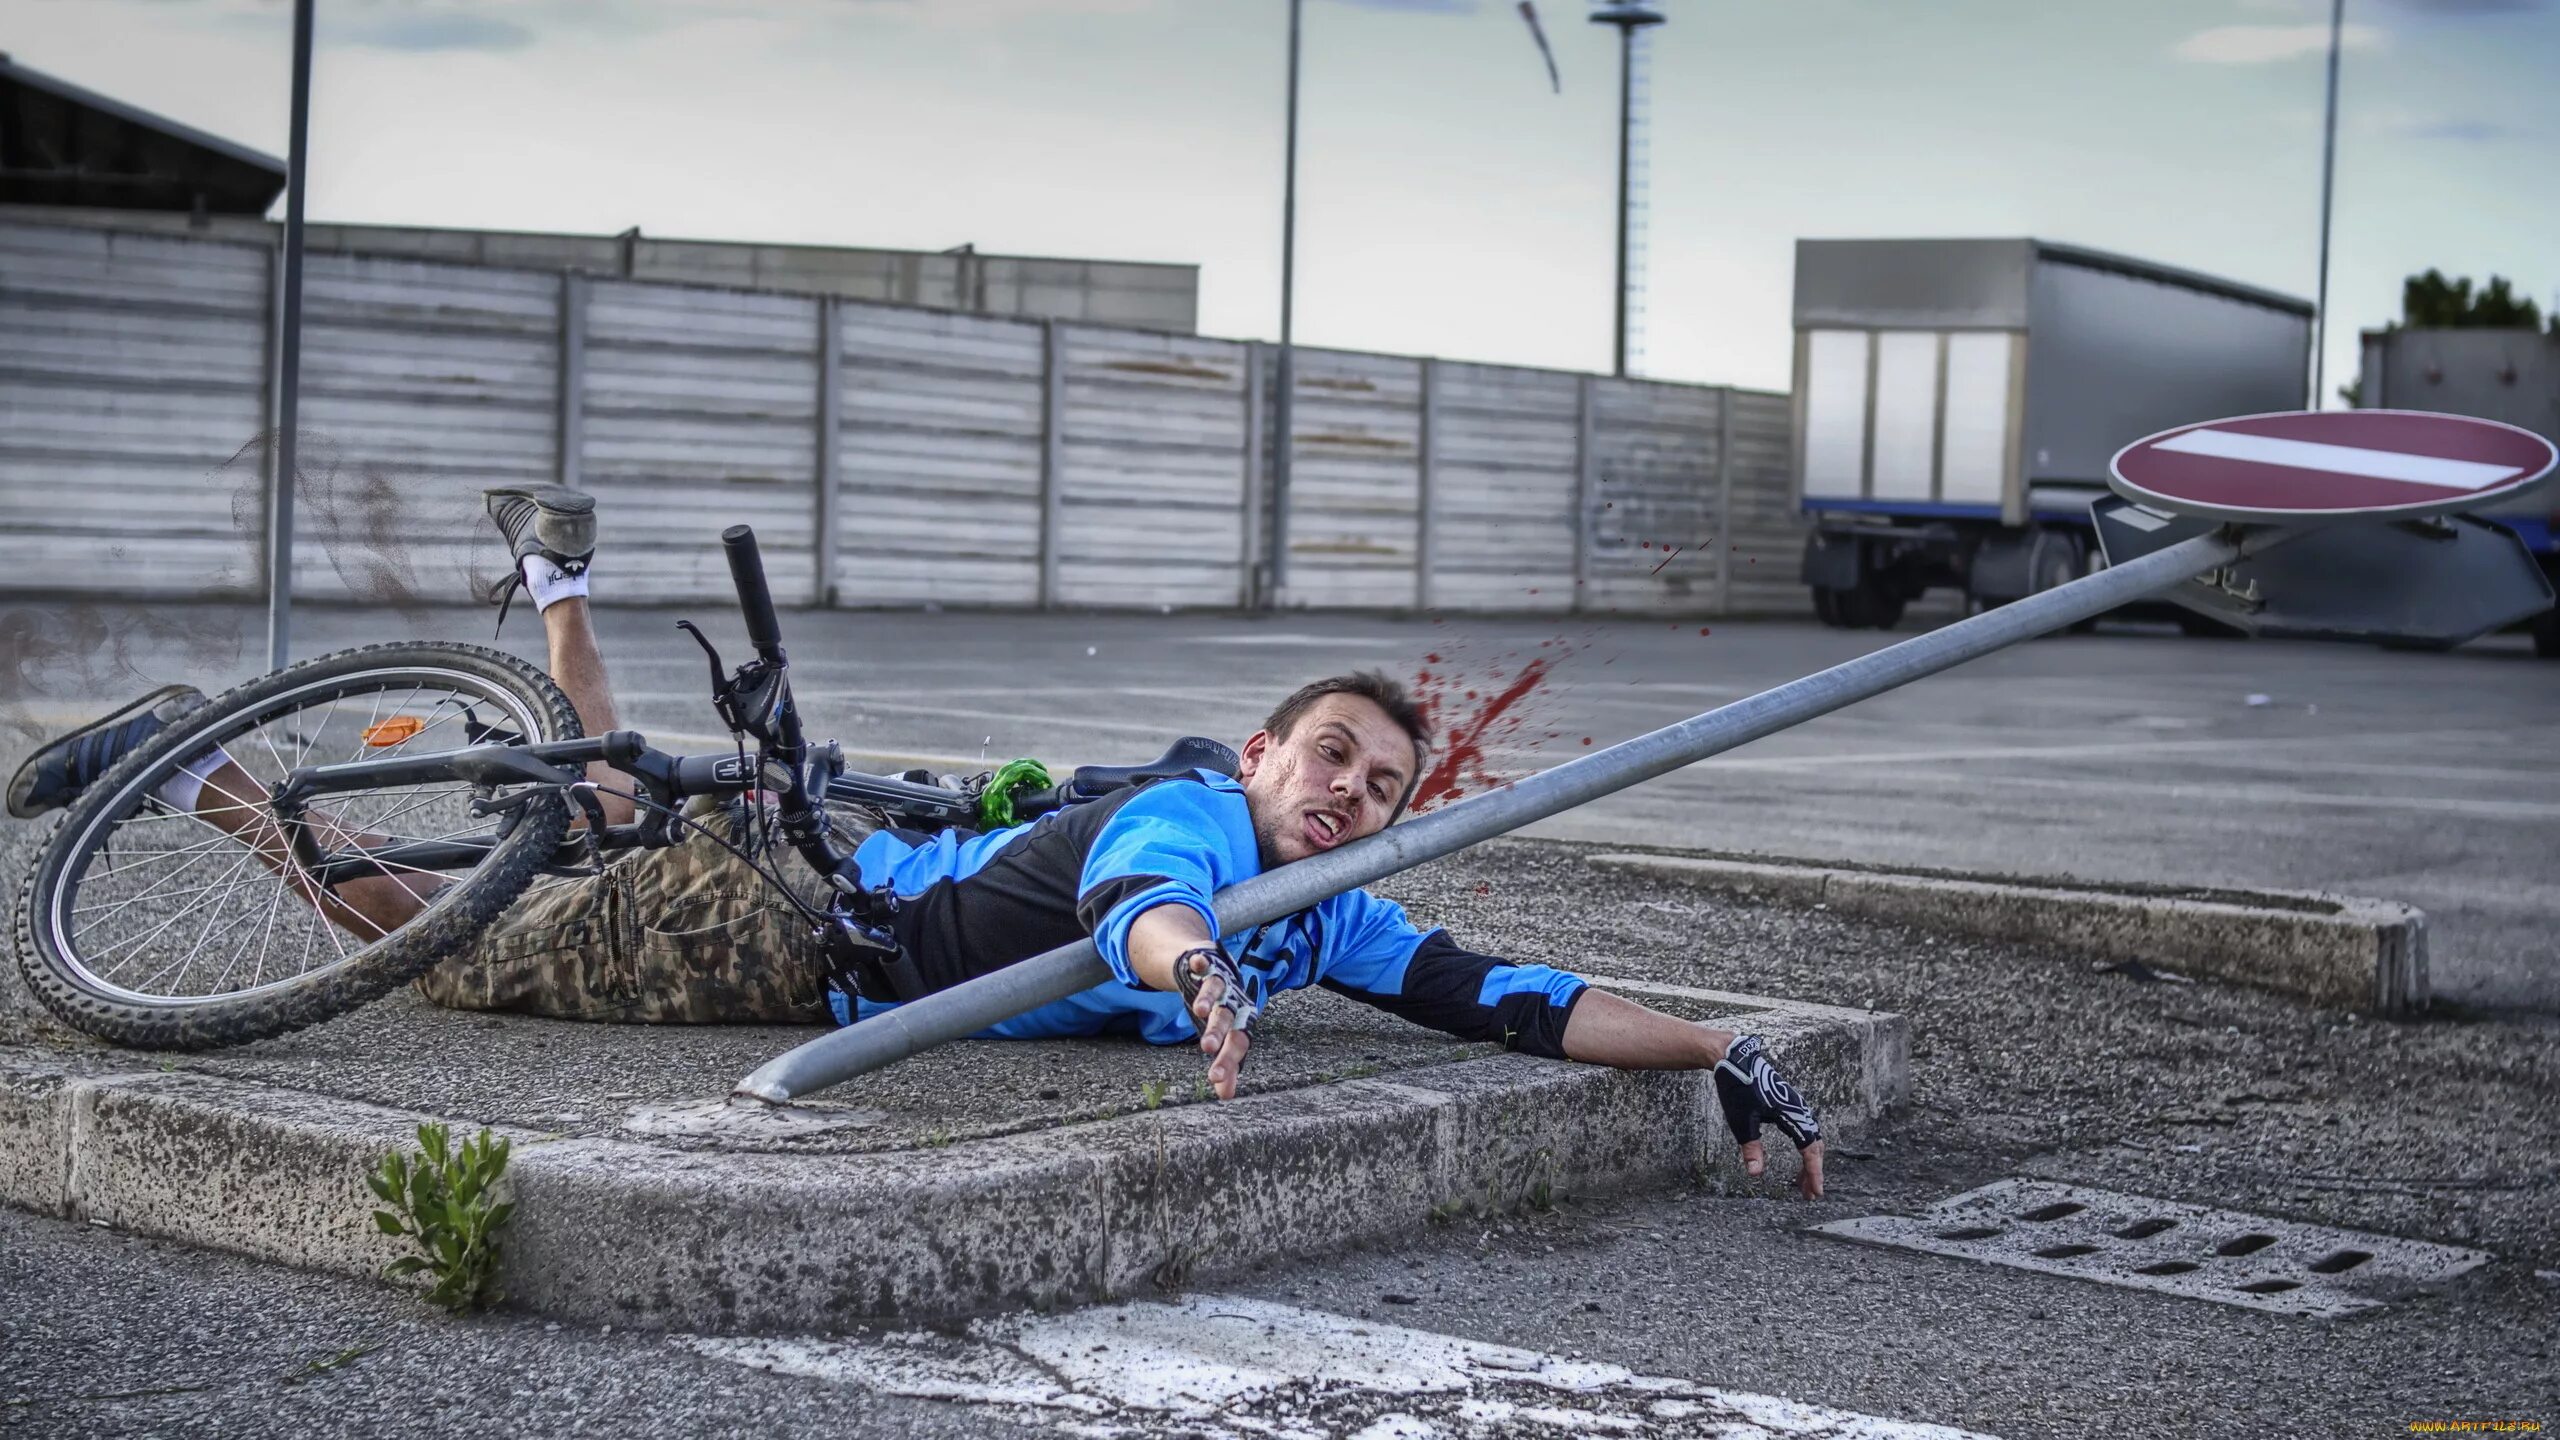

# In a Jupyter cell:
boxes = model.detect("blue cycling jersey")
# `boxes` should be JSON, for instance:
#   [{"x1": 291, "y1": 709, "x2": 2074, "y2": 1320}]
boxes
[{"x1": 830, "y1": 771, "x2": 1588, "y2": 1057}]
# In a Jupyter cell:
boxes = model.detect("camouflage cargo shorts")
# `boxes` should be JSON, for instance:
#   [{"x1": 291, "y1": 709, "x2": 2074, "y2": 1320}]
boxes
[{"x1": 413, "y1": 799, "x2": 882, "y2": 1024}]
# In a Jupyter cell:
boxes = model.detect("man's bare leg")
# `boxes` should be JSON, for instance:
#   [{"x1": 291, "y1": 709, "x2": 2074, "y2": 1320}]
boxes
[
  {"x1": 171, "y1": 596, "x2": 631, "y2": 942},
  {"x1": 182, "y1": 759, "x2": 442, "y2": 940},
  {"x1": 539, "y1": 594, "x2": 638, "y2": 826}
]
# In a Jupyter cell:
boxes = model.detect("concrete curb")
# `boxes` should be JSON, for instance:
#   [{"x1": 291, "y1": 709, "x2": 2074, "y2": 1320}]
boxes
[
  {"x1": 0, "y1": 980, "x2": 1901, "y2": 1331},
  {"x1": 1587, "y1": 852, "x2": 2427, "y2": 1016}
]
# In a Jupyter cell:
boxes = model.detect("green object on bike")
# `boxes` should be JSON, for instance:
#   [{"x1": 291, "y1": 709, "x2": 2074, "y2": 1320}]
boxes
[{"x1": 977, "y1": 758, "x2": 1053, "y2": 830}]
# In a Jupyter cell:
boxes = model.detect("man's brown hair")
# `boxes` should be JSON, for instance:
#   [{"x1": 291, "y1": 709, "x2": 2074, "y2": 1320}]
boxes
[{"x1": 1263, "y1": 671, "x2": 1433, "y2": 817}]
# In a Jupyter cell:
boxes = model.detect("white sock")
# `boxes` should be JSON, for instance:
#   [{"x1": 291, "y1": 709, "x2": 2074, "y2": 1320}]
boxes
[
  {"x1": 155, "y1": 744, "x2": 238, "y2": 813},
  {"x1": 523, "y1": 554, "x2": 590, "y2": 612}
]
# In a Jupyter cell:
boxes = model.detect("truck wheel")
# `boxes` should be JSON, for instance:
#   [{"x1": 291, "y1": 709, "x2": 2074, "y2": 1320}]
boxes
[
  {"x1": 2532, "y1": 606, "x2": 2560, "y2": 659},
  {"x1": 1812, "y1": 586, "x2": 1849, "y2": 628},
  {"x1": 2175, "y1": 612, "x2": 2247, "y2": 640},
  {"x1": 1840, "y1": 577, "x2": 1905, "y2": 630}
]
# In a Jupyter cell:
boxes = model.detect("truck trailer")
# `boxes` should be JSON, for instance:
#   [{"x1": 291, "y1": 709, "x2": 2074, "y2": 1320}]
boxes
[
  {"x1": 1790, "y1": 238, "x2": 2313, "y2": 628},
  {"x1": 2355, "y1": 326, "x2": 2560, "y2": 656}
]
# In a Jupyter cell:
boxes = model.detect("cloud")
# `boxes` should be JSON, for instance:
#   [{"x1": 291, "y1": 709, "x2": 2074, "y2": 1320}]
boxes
[
  {"x1": 2172, "y1": 21, "x2": 2388, "y2": 62},
  {"x1": 330, "y1": 10, "x2": 536, "y2": 52},
  {"x1": 2394, "y1": 117, "x2": 2525, "y2": 140},
  {"x1": 2374, "y1": 0, "x2": 2546, "y2": 15}
]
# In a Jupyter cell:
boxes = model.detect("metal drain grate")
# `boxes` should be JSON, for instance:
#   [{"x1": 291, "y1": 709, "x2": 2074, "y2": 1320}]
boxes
[{"x1": 1815, "y1": 1179, "x2": 2492, "y2": 1318}]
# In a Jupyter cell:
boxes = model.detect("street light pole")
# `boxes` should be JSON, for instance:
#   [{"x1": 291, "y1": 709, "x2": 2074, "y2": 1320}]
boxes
[
  {"x1": 263, "y1": 0, "x2": 316, "y2": 671},
  {"x1": 1611, "y1": 21, "x2": 1632, "y2": 378},
  {"x1": 1269, "y1": 0, "x2": 1303, "y2": 606},
  {"x1": 2311, "y1": 0, "x2": 2344, "y2": 409},
  {"x1": 1591, "y1": 3, "x2": 1663, "y2": 380}
]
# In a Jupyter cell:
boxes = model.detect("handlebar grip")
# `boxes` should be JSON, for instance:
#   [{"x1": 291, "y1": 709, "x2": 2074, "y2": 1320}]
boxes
[{"x1": 722, "y1": 525, "x2": 784, "y2": 653}]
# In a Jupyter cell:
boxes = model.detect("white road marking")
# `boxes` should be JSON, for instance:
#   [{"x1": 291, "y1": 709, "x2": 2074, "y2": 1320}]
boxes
[
  {"x1": 682, "y1": 1294, "x2": 1995, "y2": 1439},
  {"x1": 2153, "y1": 428, "x2": 2523, "y2": 492},
  {"x1": 1179, "y1": 633, "x2": 1413, "y2": 647}
]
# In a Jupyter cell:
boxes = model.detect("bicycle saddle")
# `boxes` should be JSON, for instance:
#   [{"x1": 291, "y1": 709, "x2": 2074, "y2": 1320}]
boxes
[{"x1": 1065, "y1": 735, "x2": 1240, "y2": 800}]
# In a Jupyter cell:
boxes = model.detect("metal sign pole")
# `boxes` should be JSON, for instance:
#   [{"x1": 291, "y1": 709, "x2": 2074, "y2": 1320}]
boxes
[
  {"x1": 2311, "y1": 0, "x2": 2345, "y2": 407},
  {"x1": 738, "y1": 523, "x2": 2285, "y2": 1105},
  {"x1": 263, "y1": 0, "x2": 316, "y2": 672}
]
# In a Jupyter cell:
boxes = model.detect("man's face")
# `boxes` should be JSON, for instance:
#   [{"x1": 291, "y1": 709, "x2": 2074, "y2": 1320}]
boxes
[{"x1": 1237, "y1": 694, "x2": 1418, "y2": 867}]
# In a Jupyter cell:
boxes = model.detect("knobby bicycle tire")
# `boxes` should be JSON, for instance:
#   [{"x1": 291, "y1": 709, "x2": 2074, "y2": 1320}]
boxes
[{"x1": 13, "y1": 642, "x2": 579, "y2": 1049}]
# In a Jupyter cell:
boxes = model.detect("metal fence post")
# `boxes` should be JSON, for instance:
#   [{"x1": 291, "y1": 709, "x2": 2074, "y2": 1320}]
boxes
[
  {"x1": 814, "y1": 297, "x2": 842, "y2": 607},
  {"x1": 1240, "y1": 341, "x2": 1266, "y2": 609},
  {"x1": 1714, "y1": 385, "x2": 1735, "y2": 615},
  {"x1": 1416, "y1": 358, "x2": 1438, "y2": 612},
  {"x1": 556, "y1": 273, "x2": 586, "y2": 490},
  {"x1": 1572, "y1": 373, "x2": 1597, "y2": 613},
  {"x1": 1039, "y1": 320, "x2": 1065, "y2": 609}
]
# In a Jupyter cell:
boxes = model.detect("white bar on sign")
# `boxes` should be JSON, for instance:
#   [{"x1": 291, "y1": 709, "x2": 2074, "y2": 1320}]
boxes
[
  {"x1": 2154, "y1": 428, "x2": 2521, "y2": 492},
  {"x1": 2112, "y1": 506, "x2": 2171, "y2": 533}
]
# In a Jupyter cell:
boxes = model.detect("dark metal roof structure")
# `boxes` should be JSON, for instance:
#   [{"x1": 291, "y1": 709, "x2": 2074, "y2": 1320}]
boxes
[{"x1": 0, "y1": 52, "x2": 285, "y2": 214}]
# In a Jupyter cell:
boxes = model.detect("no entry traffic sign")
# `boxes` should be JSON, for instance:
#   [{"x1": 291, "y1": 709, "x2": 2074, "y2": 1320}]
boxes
[{"x1": 2110, "y1": 409, "x2": 2558, "y2": 524}]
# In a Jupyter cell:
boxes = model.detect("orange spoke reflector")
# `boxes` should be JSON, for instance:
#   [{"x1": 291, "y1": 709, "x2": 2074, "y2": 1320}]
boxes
[{"x1": 362, "y1": 716, "x2": 427, "y2": 748}]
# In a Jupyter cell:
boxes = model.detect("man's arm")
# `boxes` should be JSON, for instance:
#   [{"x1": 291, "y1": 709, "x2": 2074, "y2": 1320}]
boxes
[
  {"x1": 1122, "y1": 903, "x2": 1252, "y2": 1101},
  {"x1": 1319, "y1": 906, "x2": 1826, "y2": 1200},
  {"x1": 1562, "y1": 989, "x2": 1824, "y2": 1199}
]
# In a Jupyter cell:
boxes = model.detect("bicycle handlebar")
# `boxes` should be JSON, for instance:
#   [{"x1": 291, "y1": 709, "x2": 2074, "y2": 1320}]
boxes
[{"x1": 722, "y1": 525, "x2": 784, "y2": 655}]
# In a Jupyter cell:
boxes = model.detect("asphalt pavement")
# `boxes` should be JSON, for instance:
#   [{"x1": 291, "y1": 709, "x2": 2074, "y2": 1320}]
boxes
[
  {"x1": 6, "y1": 597, "x2": 2553, "y2": 1008},
  {"x1": 7, "y1": 841, "x2": 2554, "y2": 1438}
]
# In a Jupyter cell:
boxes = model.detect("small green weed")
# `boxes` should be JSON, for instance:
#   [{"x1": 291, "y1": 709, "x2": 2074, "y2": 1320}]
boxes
[
  {"x1": 1139, "y1": 1079, "x2": 1172, "y2": 1110},
  {"x1": 367, "y1": 1122, "x2": 512, "y2": 1314},
  {"x1": 284, "y1": 1344, "x2": 377, "y2": 1384},
  {"x1": 923, "y1": 1127, "x2": 956, "y2": 1147}
]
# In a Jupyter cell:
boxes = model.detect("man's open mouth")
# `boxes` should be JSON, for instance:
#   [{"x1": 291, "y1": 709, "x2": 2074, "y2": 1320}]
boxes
[{"x1": 1302, "y1": 810, "x2": 1348, "y2": 849}]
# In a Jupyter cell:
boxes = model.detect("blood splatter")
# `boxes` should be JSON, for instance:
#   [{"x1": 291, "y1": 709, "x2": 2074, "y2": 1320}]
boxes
[
  {"x1": 1408, "y1": 641, "x2": 1574, "y2": 813},
  {"x1": 1698, "y1": 627, "x2": 1712, "y2": 636}
]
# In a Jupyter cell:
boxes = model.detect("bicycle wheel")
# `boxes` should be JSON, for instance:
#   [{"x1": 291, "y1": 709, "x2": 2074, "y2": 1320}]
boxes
[{"x1": 14, "y1": 642, "x2": 579, "y2": 1049}]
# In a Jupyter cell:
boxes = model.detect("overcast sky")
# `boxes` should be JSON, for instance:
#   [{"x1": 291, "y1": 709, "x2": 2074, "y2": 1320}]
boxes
[{"x1": 5, "y1": 0, "x2": 2554, "y2": 396}]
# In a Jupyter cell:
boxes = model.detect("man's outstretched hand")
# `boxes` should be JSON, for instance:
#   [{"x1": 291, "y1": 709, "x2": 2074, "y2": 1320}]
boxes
[
  {"x1": 1716, "y1": 1033, "x2": 1826, "y2": 1200},
  {"x1": 1180, "y1": 946, "x2": 1257, "y2": 1101}
]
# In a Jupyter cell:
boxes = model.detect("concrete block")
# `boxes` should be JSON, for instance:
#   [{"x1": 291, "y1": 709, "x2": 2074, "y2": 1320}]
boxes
[
  {"x1": 502, "y1": 1131, "x2": 1112, "y2": 1331},
  {"x1": 1590, "y1": 853, "x2": 2428, "y2": 1015},
  {"x1": 63, "y1": 1071, "x2": 465, "y2": 1278},
  {"x1": 0, "y1": 1059, "x2": 76, "y2": 1215},
  {"x1": 1083, "y1": 1080, "x2": 1444, "y2": 1297},
  {"x1": 0, "y1": 988, "x2": 1907, "y2": 1329}
]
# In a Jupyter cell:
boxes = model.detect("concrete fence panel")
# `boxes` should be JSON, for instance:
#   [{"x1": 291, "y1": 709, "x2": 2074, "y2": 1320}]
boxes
[
  {"x1": 832, "y1": 304, "x2": 1046, "y2": 608},
  {"x1": 1056, "y1": 326, "x2": 1249, "y2": 609},
  {"x1": 582, "y1": 281, "x2": 819, "y2": 604},
  {"x1": 1428, "y1": 362, "x2": 1581, "y2": 614},
  {"x1": 1585, "y1": 378, "x2": 1724, "y2": 615},
  {"x1": 0, "y1": 217, "x2": 1807, "y2": 620},
  {"x1": 0, "y1": 222, "x2": 268, "y2": 597},
  {"x1": 1721, "y1": 388, "x2": 1811, "y2": 616},
  {"x1": 287, "y1": 252, "x2": 560, "y2": 605},
  {"x1": 1280, "y1": 348, "x2": 1422, "y2": 611}
]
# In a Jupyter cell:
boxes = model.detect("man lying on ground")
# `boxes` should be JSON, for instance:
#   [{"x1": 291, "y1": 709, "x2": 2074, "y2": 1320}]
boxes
[{"x1": 10, "y1": 485, "x2": 1826, "y2": 1196}]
